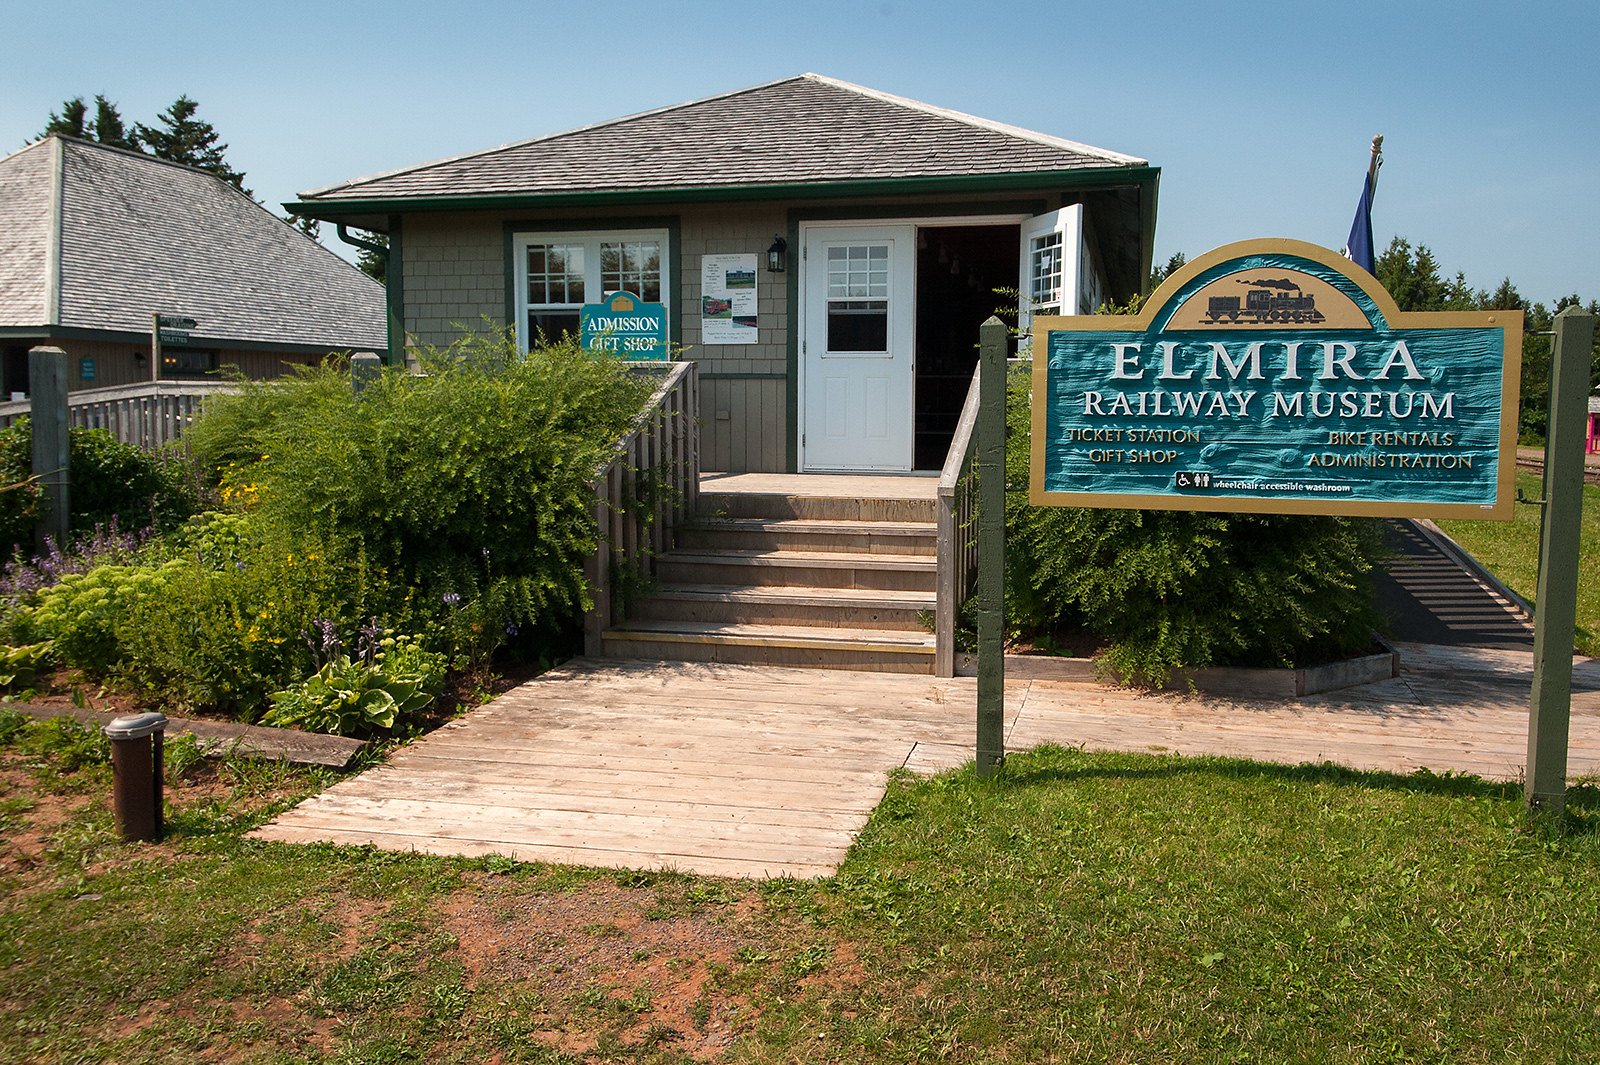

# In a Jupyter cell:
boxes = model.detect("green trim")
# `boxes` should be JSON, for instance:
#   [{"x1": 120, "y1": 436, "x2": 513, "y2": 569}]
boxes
[
  {"x1": 1140, "y1": 173, "x2": 1161, "y2": 290},
  {"x1": 700, "y1": 372, "x2": 787, "y2": 380},
  {"x1": 387, "y1": 215, "x2": 403, "y2": 365},
  {"x1": 288, "y1": 167, "x2": 1161, "y2": 220},
  {"x1": 500, "y1": 216, "x2": 683, "y2": 350},
  {"x1": 785, "y1": 214, "x2": 800, "y2": 473}
]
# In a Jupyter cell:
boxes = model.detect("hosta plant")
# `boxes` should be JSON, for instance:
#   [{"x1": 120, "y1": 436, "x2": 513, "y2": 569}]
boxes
[{"x1": 262, "y1": 632, "x2": 446, "y2": 737}]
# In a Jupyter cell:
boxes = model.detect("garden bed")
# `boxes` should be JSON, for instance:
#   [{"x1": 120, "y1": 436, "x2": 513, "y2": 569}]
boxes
[{"x1": 956, "y1": 638, "x2": 1400, "y2": 697}]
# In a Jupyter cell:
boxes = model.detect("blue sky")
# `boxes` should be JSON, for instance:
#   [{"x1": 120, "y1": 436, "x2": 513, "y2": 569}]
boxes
[{"x1": 5, "y1": 0, "x2": 1595, "y2": 304}]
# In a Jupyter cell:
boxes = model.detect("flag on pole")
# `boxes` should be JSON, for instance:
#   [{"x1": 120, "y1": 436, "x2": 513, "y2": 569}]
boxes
[
  {"x1": 1344, "y1": 173, "x2": 1375, "y2": 273},
  {"x1": 1343, "y1": 135, "x2": 1383, "y2": 274}
]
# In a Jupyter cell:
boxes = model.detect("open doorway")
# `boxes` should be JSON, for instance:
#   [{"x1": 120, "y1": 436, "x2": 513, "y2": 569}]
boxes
[
  {"x1": 2, "y1": 346, "x2": 29, "y2": 399},
  {"x1": 913, "y1": 224, "x2": 1019, "y2": 470}
]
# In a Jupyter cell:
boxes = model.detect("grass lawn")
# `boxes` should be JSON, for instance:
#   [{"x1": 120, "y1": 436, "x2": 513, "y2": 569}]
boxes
[
  {"x1": 3, "y1": 712, "x2": 1599, "y2": 1063},
  {"x1": 1437, "y1": 472, "x2": 1600, "y2": 655}
]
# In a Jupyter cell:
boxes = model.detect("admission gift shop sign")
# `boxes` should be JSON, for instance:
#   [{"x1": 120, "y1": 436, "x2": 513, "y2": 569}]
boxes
[{"x1": 1030, "y1": 240, "x2": 1523, "y2": 518}]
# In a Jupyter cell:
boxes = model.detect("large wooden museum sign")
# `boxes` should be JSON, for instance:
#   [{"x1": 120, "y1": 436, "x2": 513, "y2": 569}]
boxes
[{"x1": 1030, "y1": 240, "x2": 1523, "y2": 519}]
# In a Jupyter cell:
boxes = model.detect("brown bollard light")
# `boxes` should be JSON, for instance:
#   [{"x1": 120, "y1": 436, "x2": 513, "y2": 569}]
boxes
[{"x1": 104, "y1": 712, "x2": 167, "y2": 841}]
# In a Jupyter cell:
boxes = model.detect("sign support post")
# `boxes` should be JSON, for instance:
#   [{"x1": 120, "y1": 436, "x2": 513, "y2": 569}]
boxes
[
  {"x1": 976, "y1": 316, "x2": 1007, "y2": 779},
  {"x1": 1525, "y1": 306, "x2": 1596, "y2": 815}
]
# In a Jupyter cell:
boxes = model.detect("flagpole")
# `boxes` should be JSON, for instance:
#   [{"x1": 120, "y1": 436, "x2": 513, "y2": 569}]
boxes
[{"x1": 1366, "y1": 134, "x2": 1384, "y2": 199}]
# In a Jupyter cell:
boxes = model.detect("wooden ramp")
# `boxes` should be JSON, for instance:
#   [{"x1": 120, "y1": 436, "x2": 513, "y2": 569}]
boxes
[
  {"x1": 254, "y1": 659, "x2": 979, "y2": 879},
  {"x1": 253, "y1": 647, "x2": 1600, "y2": 879}
]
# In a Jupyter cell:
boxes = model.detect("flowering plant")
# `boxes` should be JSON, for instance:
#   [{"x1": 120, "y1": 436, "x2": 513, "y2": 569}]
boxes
[{"x1": 261, "y1": 629, "x2": 446, "y2": 736}]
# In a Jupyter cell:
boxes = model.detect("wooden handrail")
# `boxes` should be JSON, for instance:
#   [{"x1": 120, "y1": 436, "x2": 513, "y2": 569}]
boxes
[
  {"x1": 0, "y1": 380, "x2": 239, "y2": 450},
  {"x1": 935, "y1": 365, "x2": 983, "y2": 676},
  {"x1": 583, "y1": 361, "x2": 699, "y2": 656},
  {"x1": 0, "y1": 379, "x2": 238, "y2": 419},
  {"x1": 934, "y1": 357, "x2": 1028, "y2": 676},
  {"x1": 938, "y1": 367, "x2": 983, "y2": 497}
]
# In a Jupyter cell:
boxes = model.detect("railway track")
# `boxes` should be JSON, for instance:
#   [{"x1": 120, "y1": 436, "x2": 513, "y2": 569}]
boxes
[{"x1": 1515, "y1": 453, "x2": 1600, "y2": 485}]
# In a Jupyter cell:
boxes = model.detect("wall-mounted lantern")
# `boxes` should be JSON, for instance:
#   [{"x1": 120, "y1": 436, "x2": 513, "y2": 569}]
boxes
[{"x1": 767, "y1": 236, "x2": 788, "y2": 273}]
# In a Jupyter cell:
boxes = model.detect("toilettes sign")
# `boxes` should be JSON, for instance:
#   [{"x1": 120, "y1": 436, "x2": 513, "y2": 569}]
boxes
[{"x1": 1030, "y1": 240, "x2": 1522, "y2": 518}]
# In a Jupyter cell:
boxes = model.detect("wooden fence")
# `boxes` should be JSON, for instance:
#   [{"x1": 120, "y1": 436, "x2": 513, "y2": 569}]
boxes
[
  {"x1": 583, "y1": 362, "x2": 700, "y2": 656},
  {"x1": 0, "y1": 381, "x2": 238, "y2": 450}
]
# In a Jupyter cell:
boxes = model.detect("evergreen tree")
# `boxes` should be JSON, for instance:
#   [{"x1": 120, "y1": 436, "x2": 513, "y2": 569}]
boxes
[
  {"x1": 1374, "y1": 237, "x2": 1479, "y2": 312},
  {"x1": 90, "y1": 95, "x2": 136, "y2": 150},
  {"x1": 1148, "y1": 252, "x2": 1186, "y2": 292},
  {"x1": 284, "y1": 212, "x2": 321, "y2": 240},
  {"x1": 353, "y1": 231, "x2": 388, "y2": 284},
  {"x1": 1482, "y1": 278, "x2": 1526, "y2": 311},
  {"x1": 135, "y1": 95, "x2": 248, "y2": 192},
  {"x1": 39, "y1": 97, "x2": 89, "y2": 139}
]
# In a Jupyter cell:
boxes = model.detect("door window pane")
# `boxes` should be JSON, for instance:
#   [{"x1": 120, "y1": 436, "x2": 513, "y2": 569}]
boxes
[
  {"x1": 828, "y1": 300, "x2": 888, "y2": 352},
  {"x1": 827, "y1": 244, "x2": 889, "y2": 299},
  {"x1": 826, "y1": 245, "x2": 890, "y2": 352}
]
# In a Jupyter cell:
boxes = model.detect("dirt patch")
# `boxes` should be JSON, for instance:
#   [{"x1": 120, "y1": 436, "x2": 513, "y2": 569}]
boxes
[
  {"x1": 0, "y1": 763, "x2": 93, "y2": 881},
  {"x1": 0, "y1": 750, "x2": 297, "y2": 896},
  {"x1": 12, "y1": 668, "x2": 150, "y2": 717},
  {"x1": 441, "y1": 878, "x2": 776, "y2": 1061}
]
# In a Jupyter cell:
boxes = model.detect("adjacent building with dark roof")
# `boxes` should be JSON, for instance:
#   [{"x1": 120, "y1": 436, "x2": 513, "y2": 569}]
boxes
[
  {"x1": 293, "y1": 74, "x2": 1160, "y2": 473},
  {"x1": 0, "y1": 135, "x2": 386, "y2": 395}
]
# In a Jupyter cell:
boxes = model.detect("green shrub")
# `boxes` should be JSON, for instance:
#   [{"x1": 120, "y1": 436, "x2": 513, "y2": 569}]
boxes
[
  {"x1": 17, "y1": 512, "x2": 389, "y2": 717},
  {"x1": 0, "y1": 418, "x2": 198, "y2": 557},
  {"x1": 0, "y1": 640, "x2": 53, "y2": 691},
  {"x1": 1003, "y1": 371, "x2": 1387, "y2": 683},
  {"x1": 262, "y1": 632, "x2": 447, "y2": 737},
  {"x1": 184, "y1": 330, "x2": 653, "y2": 666},
  {"x1": 112, "y1": 519, "x2": 385, "y2": 716},
  {"x1": 12, "y1": 332, "x2": 653, "y2": 719},
  {"x1": 25, "y1": 560, "x2": 180, "y2": 674}
]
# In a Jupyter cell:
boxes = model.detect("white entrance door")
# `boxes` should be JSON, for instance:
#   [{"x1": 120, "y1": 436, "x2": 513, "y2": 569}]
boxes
[{"x1": 801, "y1": 225, "x2": 915, "y2": 472}]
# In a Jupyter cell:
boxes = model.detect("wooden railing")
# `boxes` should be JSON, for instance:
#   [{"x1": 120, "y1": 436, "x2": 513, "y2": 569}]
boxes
[
  {"x1": 0, "y1": 381, "x2": 238, "y2": 450},
  {"x1": 935, "y1": 365, "x2": 984, "y2": 677},
  {"x1": 934, "y1": 357, "x2": 1029, "y2": 677},
  {"x1": 583, "y1": 361, "x2": 700, "y2": 656}
]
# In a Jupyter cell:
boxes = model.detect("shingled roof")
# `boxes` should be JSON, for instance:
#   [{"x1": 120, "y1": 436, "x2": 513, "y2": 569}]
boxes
[
  {"x1": 0, "y1": 136, "x2": 385, "y2": 351},
  {"x1": 297, "y1": 73, "x2": 1151, "y2": 208}
]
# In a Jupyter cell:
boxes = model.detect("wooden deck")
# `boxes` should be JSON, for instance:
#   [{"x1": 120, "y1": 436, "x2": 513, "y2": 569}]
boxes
[{"x1": 253, "y1": 644, "x2": 1600, "y2": 879}]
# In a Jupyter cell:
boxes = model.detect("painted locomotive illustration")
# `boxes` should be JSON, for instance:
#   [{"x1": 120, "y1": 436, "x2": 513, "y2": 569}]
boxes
[{"x1": 1203, "y1": 278, "x2": 1326, "y2": 325}]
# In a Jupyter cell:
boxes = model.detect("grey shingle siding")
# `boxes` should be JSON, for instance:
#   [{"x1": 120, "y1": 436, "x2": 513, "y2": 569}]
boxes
[
  {"x1": 0, "y1": 140, "x2": 53, "y2": 327},
  {"x1": 1, "y1": 136, "x2": 385, "y2": 351},
  {"x1": 304, "y1": 74, "x2": 1148, "y2": 204}
]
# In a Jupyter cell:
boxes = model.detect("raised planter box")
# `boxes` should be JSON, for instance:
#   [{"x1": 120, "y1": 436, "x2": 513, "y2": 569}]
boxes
[{"x1": 956, "y1": 639, "x2": 1400, "y2": 697}]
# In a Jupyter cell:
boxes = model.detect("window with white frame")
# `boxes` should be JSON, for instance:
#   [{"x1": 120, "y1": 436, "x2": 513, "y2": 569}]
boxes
[
  {"x1": 513, "y1": 229, "x2": 669, "y2": 349},
  {"x1": 1028, "y1": 230, "x2": 1065, "y2": 316}
]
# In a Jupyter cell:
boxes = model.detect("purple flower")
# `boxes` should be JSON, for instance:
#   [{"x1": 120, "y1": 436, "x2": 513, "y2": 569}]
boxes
[{"x1": 0, "y1": 515, "x2": 151, "y2": 604}]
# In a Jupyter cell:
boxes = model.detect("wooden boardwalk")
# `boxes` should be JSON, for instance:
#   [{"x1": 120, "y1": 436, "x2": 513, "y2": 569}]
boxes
[{"x1": 253, "y1": 645, "x2": 1600, "y2": 879}]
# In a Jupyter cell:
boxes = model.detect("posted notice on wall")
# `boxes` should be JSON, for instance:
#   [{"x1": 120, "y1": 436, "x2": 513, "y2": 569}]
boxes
[{"x1": 701, "y1": 253, "x2": 759, "y2": 344}]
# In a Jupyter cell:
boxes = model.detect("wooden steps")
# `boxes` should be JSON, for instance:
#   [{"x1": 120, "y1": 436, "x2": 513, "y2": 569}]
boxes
[
  {"x1": 677, "y1": 517, "x2": 935, "y2": 555},
  {"x1": 601, "y1": 480, "x2": 941, "y2": 673}
]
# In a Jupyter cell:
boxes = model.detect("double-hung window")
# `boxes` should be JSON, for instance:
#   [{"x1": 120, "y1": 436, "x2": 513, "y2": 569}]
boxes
[{"x1": 513, "y1": 229, "x2": 669, "y2": 350}]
